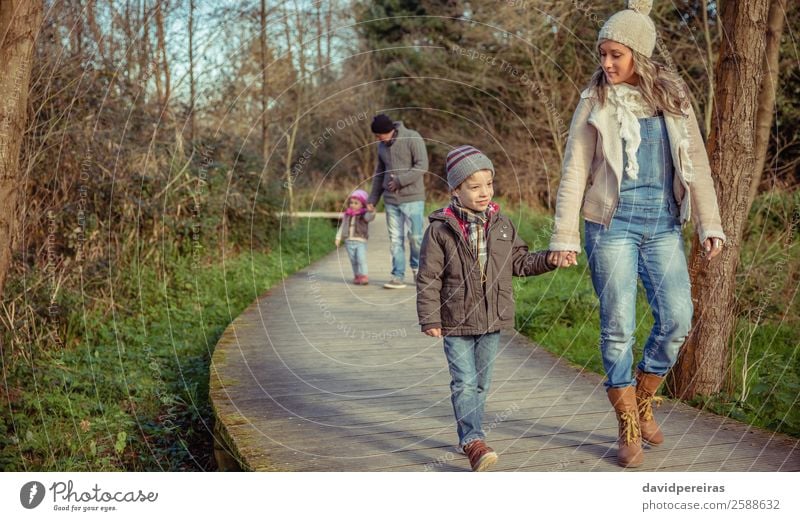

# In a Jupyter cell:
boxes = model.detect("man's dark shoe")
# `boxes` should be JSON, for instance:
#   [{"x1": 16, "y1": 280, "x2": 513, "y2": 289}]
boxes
[{"x1": 463, "y1": 440, "x2": 498, "y2": 472}]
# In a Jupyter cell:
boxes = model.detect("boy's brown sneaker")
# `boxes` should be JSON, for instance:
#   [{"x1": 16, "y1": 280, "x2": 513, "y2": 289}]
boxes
[{"x1": 463, "y1": 440, "x2": 498, "y2": 472}]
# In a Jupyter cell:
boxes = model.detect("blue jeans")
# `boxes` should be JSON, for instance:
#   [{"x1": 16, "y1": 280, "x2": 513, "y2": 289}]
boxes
[
  {"x1": 585, "y1": 202, "x2": 693, "y2": 389},
  {"x1": 344, "y1": 240, "x2": 367, "y2": 276},
  {"x1": 385, "y1": 201, "x2": 424, "y2": 279},
  {"x1": 442, "y1": 332, "x2": 500, "y2": 448}
]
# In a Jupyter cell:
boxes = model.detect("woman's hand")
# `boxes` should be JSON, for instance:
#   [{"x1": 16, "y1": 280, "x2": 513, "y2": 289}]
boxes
[
  {"x1": 702, "y1": 237, "x2": 723, "y2": 261},
  {"x1": 548, "y1": 250, "x2": 578, "y2": 268},
  {"x1": 423, "y1": 327, "x2": 442, "y2": 338}
]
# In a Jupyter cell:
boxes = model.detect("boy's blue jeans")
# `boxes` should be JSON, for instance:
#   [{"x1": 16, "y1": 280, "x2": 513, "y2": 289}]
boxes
[
  {"x1": 442, "y1": 332, "x2": 500, "y2": 448},
  {"x1": 385, "y1": 201, "x2": 424, "y2": 279},
  {"x1": 584, "y1": 202, "x2": 693, "y2": 389},
  {"x1": 344, "y1": 240, "x2": 367, "y2": 276}
]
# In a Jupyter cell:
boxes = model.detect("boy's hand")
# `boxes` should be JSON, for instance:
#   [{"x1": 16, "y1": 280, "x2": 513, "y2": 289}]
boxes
[
  {"x1": 387, "y1": 176, "x2": 399, "y2": 192},
  {"x1": 549, "y1": 251, "x2": 578, "y2": 268},
  {"x1": 423, "y1": 327, "x2": 442, "y2": 338},
  {"x1": 335, "y1": 239, "x2": 341, "y2": 247}
]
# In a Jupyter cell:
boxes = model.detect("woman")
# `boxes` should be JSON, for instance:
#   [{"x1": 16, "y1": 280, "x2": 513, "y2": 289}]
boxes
[{"x1": 549, "y1": 0, "x2": 726, "y2": 467}]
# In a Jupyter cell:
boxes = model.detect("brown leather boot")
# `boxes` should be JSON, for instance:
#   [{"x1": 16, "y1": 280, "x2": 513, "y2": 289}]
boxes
[
  {"x1": 636, "y1": 371, "x2": 665, "y2": 445},
  {"x1": 607, "y1": 386, "x2": 644, "y2": 468}
]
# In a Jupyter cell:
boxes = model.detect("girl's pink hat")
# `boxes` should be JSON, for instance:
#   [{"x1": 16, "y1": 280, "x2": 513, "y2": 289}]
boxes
[{"x1": 349, "y1": 189, "x2": 368, "y2": 205}]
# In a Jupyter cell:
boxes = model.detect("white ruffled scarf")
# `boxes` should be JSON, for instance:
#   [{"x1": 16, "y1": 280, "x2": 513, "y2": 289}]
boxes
[
  {"x1": 607, "y1": 83, "x2": 655, "y2": 180},
  {"x1": 605, "y1": 83, "x2": 696, "y2": 183}
]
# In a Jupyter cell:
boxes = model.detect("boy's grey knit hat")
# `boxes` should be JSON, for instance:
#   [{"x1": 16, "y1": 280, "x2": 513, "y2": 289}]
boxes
[
  {"x1": 598, "y1": 0, "x2": 657, "y2": 58},
  {"x1": 445, "y1": 145, "x2": 494, "y2": 190}
]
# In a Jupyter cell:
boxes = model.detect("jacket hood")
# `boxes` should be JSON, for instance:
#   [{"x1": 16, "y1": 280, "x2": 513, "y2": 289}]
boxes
[{"x1": 429, "y1": 201, "x2": 501, "y2": 224}]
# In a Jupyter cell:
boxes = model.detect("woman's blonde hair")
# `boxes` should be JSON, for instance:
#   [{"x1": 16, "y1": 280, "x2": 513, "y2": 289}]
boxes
[{"x1": 589, "y1": 48, "x2": 690, "y2": 116}]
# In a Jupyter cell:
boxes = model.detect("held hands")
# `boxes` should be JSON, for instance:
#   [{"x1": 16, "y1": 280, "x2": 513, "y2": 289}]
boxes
[
  {"x1": 366, "y1": 203, "x2": 375, "y2": 212},
  {"x1": 423, "y1": 327, "x2": 442, "y2": 338},
  {"x1": 548, "y1": 250, "x2": 578, "y2": 268},
  {"x1": 702, "y1": 237, "x2": 723, "y2": 261}
]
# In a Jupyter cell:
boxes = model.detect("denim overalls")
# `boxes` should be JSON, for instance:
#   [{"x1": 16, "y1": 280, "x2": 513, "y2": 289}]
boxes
[{"x1": 584, "y1": 116, "x2": 694, "y2": 388}]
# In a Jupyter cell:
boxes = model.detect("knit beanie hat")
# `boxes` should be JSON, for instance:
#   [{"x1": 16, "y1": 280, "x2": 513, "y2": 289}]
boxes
[
  {"x1": 370, "y1": 114, "x2": 395, "y2": 134},
  {"x1": 445, "y1": 145, "x2": 494, "y2": 190},
  {"x1": 598, "y1": 0, "x2": 657, "y2": 58},
  {"x1": 349, "y1": 189, "x2": 368, "y2": 206}
]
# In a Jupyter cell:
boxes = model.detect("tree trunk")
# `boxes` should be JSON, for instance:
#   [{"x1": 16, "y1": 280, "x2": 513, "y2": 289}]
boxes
[
  {"x1": 315, "y1": 2, "x2": 323, "y2": 79},
  {"x1": 669, "y1": 0, "x2": 771, "y2": 399},
  {"x1": 124, "y1": 0, "x2": 134, "y2": 85},
  {"x1": 73, "y1": 0, "x2": 83, "y2": 55},
  {"x1": 325, "y1": 1, "x2": 332, "y2": 72},
  {"x1": 188, "y1": 0, "x2": 195, "y2": 145},
  {"x1": 748, "y1": 0, "x2": 787, "y2": 206},
  {"x1": 701, "y1": 0, "x2": 715, "y2": 139},
  {"x1": 87, "y1": 0, "x2": 104, "y2": 59},
  {"x1": 285, "y1": 106, "x2": 299, "y2": 218},
  {"x1": 0, "y1": 0, "x2": 43, "y2": 297},
  {"x1": 260, "y1": 0, "x2": 269, "y2": 164},
  {"x1": 292, "y1": 0, "x2": 306, "y2": 84},
  {"x1": 282, "y1": 3, "x2": 300, "y2": 219},
  {"x1": 151, "y1": 2, "x2": 163, "y2": 104},
  {"x1": 155, "y1": 1, "x2": 170, "y2": 111}
]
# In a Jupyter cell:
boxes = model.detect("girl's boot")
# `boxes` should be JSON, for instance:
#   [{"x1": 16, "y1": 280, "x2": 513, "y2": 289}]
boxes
[
  {"x1": 635, "y1": 371, "x2": 665, "y2": 445},
  {"x1": 607, "y1": 386, "x2": 644, "y2": 468}
]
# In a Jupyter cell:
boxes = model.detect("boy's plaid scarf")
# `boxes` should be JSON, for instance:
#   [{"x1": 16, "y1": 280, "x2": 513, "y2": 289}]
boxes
[{"x1": 448, "y1": 197, "x2": 490, "y2": 276}]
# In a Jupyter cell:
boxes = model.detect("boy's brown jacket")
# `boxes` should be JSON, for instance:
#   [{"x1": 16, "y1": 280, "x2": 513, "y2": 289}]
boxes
[{"x1": 416, "y1": 207, "x2": 555, "y2": 336}]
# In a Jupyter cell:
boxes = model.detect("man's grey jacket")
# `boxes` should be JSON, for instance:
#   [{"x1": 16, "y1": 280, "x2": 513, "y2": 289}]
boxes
[{"x1": 368, "y1": 121, "x2": 428, "y2": 206}]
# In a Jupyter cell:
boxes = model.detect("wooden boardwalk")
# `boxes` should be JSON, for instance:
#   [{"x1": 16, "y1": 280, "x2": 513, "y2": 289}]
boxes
[{"x1": 210, "y1": 214, "x2": 800, "y2": 471}]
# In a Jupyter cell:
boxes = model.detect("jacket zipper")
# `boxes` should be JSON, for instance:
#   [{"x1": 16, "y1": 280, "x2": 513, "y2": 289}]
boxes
[{"x1": 442, "y1": 215, "x2": 494, "y2": 331}]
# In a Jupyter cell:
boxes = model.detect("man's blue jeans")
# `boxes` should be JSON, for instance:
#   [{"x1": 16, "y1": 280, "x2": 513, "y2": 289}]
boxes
[
  {"x1": 385, "y1": 201, "x2": 424, "y2": 279},
  {"x1": 344, "y1": 240, "x2": 367, "y2": 276},
  {"x1": 442, "y1": 332, "x2": 500, "y2": 448},
  {"x1": 584, "y1": 202, "x2": 693, "y2": 389}
]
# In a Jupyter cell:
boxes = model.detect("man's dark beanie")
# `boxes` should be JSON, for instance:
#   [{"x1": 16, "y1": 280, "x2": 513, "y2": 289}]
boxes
[{"x1": 371, "y1": 114, "x2": 394, "y2": 134}]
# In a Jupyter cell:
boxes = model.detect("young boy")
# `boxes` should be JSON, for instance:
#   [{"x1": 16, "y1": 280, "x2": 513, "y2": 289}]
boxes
[{"x1": 416, "y1": 145, "x2": 561, "y2": 471}]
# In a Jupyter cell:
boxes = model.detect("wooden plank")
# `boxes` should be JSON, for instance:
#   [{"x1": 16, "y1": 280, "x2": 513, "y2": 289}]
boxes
[{"x1": 215, "y1": 398, "x2": 800, "y2": 472}]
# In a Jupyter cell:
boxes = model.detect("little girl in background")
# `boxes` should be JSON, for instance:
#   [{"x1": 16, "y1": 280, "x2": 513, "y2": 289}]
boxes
[{"x1": 336, "y1": 189, "x2": 376, "y2": 285}]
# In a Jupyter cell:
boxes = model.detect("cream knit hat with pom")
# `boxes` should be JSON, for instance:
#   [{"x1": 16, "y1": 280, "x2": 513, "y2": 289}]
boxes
[{"x1": 598, "y1": 0, "x2": 657, "y2": 57}]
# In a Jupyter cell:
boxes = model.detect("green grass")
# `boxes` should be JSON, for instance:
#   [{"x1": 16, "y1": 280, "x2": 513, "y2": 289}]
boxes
[
  {"x1": 0, "y1": 219, "x2": 336, "y2": 471},
  {"x1": 508, "y1": 195, "x2": 800, "y2": 438}
]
